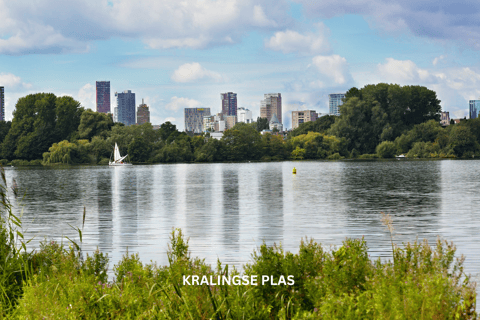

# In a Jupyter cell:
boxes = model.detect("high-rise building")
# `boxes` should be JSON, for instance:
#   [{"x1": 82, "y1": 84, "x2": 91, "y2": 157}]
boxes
[
  {"x1": 329, "y1": 93, "x2": 345, "y2": 116},
  {"x1": 237, "y1": 107, "x2": 253, "y2": 123},
  {"x1": 469, "y1": 100, "x2": 480, "y2": 119},
  {"x1": 221, "y1": 92, "x2": 237, "y2": 116},
  {"x1": 185, "y1": 108, "x2": 211, "y2": 133},
  {"x1": 225, "y1": 115, "x2": 237, "y2": 129},
  {"x1": 115, "y1": 90, "x2": 136, "y2": 126},
  {"x1": 260, "y1": 93, "x2": 282, "y2": 124},
  {"x1": 0, "y1": 86, "x2": 4, "y2": 121},
  {"x1": 96, "y1": 81, "x2": 110, "y2": 113},
  {"x1": 292, "y1": 110, "x2": 318, "y2": 129},
  {"x1": 136, "y1": 99, "x2": 150, "y2": 125}
]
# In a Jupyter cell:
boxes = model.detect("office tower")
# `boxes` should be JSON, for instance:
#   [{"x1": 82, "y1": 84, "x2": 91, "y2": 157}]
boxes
[
  {"x1": 96, "y1": 81, "x2": 110, "y2": 113},
  {"x1": 0, "y1": 87, "x2": 4, "y2": 121},
  {"x1": 260, "y1": 93, "x2": 282, "y2": 124},
  {"x1": 237, "y1": 107, "x2": 253, "y2": 123},
  {"x1": 329, "y1": 93, "x2": 345, "y2": 116},
  {"x1": 184, "y1": 108, "x2": 211, "y2": 133},
  {"x1": 221, "y1": 92, "x2": 237, "y2": 116},
  {"x1": 469, "y1": 100, "x2": 480, "y2": 119},
  {"x1": 115, "y1": 90, "x2": 136, "y2": 126},
  {"x1": 291, "y1": 110, "x2": 318, "y2": 129},
  {"x1": 440, "y1": 111, "x2": 450, "y2": 126},
  {"x1": 136, "y1": 99, "x2": 150, "y2": 125}
]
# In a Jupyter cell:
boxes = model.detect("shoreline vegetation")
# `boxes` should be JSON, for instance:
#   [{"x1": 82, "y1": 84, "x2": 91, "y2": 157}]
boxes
[
  {"x1": 0, "y1": 83, "x2": 478, "y2": 166},
  {"x1": 0, "y1": 170, "x2": 477, "y2": 319}
]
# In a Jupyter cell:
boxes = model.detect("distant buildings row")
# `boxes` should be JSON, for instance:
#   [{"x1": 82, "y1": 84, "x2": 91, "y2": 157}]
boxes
[
  {"x1": 184, "y1": 92, "x2": 346, "y2": 134},
  {"x1": 96, "y1": 81, "x2": 150, "y2": 126}
]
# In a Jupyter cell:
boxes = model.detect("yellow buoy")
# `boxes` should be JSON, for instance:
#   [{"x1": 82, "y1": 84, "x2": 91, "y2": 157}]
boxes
[{"x1": 292, "y1": 167, "x2": 296, "y2": 174}]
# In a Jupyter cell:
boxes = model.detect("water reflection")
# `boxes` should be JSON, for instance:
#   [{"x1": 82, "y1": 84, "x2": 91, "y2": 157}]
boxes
[
  {"x1": 97, "y1": 169, "x2": 113, "y2": 251},
  {"x1": 186, "y1": 164, "x2": 213, "y2": 238},
  {"x1": 222, "y1": 167, "x2": 240, "y2": 250},
  {"x1": 258, "y1": 164, "x2": 283, "y2": 245}
]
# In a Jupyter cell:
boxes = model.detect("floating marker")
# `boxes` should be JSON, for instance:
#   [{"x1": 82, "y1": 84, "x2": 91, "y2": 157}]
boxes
[{"x1": 293, "y1": 167, "x2": 296, "y2": 174}]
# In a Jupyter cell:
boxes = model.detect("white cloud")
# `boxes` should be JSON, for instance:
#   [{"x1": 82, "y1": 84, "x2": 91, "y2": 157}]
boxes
[
  {"x1": 265, "y1": 23, "x2": 330, "y2": 54},
  {"x1": 293, "y1": 0, "x2": 480, "y2": 49},
  {"x1": 77, "y1": 83, "x2": 95, "y2": 110},
  {"x1": 171, "y1": 63, "x2": 223, "y2": 83},
  {"x1": 312, "y1": 55, "x2": 349, "y2": 84},
  {"x1": 0, "y1": 73, "x2": 32, "y2": 90},
  {"x1": 165, "y1": 96, "x2": 201, "y2": 111},
  {"x1": 432, "y1": 55, "x2": 445, "y2": 66},
  {"x1": 377, "y1": 58, "x2": 436, "y2": 83},
  {"x1": 0, "y1": 0, "x2": 291, "y2": 54}
]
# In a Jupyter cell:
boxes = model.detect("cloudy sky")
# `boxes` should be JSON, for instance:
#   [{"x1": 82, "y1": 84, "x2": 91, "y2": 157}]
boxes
[{"x1": 1, "y1": 0, "x2": 480, "y2": 129}]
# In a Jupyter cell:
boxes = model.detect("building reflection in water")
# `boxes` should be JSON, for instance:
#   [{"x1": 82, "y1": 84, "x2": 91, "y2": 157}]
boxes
[
  {"x1": 185, "y1": 164, "x2": 213, "y2": 239},
  {"x1": 222, "y1": 167, "x2": 240, "y2": 250},
  {"x1": 97, "y1": 168, "x2": 113, "y2": 252},
  {"x1": 114, "y1": 167, "x2": 139, "y2": 249},
  {"x1": 258, "y1": 165, "x2": 284, "y2": 245}
]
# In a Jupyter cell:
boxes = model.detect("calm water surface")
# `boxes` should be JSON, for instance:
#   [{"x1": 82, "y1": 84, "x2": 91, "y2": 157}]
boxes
[{"x1": 4, "y1": 160, "x2": 480, "y2": 283}]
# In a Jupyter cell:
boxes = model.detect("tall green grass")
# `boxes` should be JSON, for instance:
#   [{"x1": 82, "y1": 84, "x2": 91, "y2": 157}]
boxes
[{"x1": 0, "y1": 170, "x2": 476, "y2": 318}]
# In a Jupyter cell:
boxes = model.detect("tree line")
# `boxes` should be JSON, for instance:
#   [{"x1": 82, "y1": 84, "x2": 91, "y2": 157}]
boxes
[{"x1": 0, "y1": 84, "x2": 478, "y2": 165}]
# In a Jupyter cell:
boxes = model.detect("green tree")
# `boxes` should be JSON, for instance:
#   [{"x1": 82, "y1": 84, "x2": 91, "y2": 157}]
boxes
[
  {"x1": 128, "y1": 137, "x2": 151, "y2": 162},
  {"x1": 376, "y1": 141, "x2": 397, "y2": 158},
  {"x1": 77, "y1": 110, "x2": 113, "y2": 140},
  {"x1": 55, "y1": 96, "x2": 84, "y2": 141},
  {"x1": 289, "y1": 115, "x2": 336, "y2": 138},
  {"x1": 448, "y1": 126, "x2": 479, "y2": 158},
  {"x1": 329, "y1": 84, "x2": 441, "y2": 154},
  {"x1": 222, "y1": 123, "x2": 262, "y2": 161},
  {"x1": 255, "y1": 117, "x2": 269, "y2": 132}
]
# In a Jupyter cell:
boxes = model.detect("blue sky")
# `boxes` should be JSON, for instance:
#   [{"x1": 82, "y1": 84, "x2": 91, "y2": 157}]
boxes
[{"x1": 1, "y1": 0, "x2": 480, "y2": 130}]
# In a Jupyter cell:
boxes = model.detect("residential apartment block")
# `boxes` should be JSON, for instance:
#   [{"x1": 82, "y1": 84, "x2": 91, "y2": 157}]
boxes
[
  {"x1": 221, "y1": 92, "x2": 237, "y2": 116},
  {"x1": 96, "y1": 81, "x2": 110, "y2": 113},
  {"x1": 440, "y1": 111, "x2": 450, "y2": 126},
  {"x1": 291, "y1": 110, "x2": 318, "y2": 129},
  {"x1": 237, "y1": 107, "x2": 253, "y2": 123},
  {"x1": 260, "y1": 93, "x2": 282, "y2": 124}
]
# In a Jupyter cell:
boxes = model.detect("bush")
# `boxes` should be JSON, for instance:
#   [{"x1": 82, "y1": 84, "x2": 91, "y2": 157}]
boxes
[{"x1": 376, "y1": 141, "x2": 397, "y2": 158}]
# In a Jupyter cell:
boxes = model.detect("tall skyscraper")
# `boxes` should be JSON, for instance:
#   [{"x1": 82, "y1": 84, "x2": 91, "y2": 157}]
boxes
[
  {"x1": 96, "y1": 81, "x2": 110, "y2": 113},
  {"x1": 115, "y1": 90, "x2": 136, "y2": 126},
  {"x1": 329, "y1": 93, "x2": 345, "y2": 116},
  {"x1": 185, "y1": 108, "x2": 211, "y2": 133},
  {"x1": 136, "y1": 99, "x2": 150, "y2": 125},
  {"x1": 0, "y1": 87, "x2": 4, "y2": 121},
  {"x1": 470, "y1": 100, "x2": 480, "y2": 119},
  {"x1": 260, "y1": 93, "x2": 282, "y2": 124},
  {"x1": 221, "y1": 92, "x2": 237, "y2": 116}
]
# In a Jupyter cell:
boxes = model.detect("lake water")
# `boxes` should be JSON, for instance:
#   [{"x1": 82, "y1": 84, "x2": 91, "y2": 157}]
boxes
[{"x1": 4, "y1": 160, "x2": 480, "y2": 284}]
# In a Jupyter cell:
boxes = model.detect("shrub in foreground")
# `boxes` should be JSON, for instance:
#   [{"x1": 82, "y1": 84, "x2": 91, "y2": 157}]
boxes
[{"x1": 2, "y1": 229, "x2": 475, "y2": 319}]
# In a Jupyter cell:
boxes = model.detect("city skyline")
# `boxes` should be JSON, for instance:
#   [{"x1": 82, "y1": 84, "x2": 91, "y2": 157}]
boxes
[{"x1": 1, "y1": 1, "x2": 480, "y2": 130}]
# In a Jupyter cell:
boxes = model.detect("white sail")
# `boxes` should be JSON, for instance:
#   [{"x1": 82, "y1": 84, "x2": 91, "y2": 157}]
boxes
[
  {"x1": 109, "y1": 142, "x2": 132, "y2": 166},
  {"x1": 114, "y1": 143, "x2": 122, "y2": 162}
]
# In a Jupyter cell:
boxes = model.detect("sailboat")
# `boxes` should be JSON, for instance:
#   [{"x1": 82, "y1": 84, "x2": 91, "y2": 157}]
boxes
[{"x1": 109, "y1": 143, "x2": 132, "y2": 166}]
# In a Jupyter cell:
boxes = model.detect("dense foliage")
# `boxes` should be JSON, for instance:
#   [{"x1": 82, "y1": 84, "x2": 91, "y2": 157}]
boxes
[{"x1": 1, "y1": 85, "x2": 480, "y2": 165}]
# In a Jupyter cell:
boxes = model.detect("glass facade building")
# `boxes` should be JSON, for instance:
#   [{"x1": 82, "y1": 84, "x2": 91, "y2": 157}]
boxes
[
  {"x1": 185, "y1": 108, "x2": 211, "y2": 133},
  {"x1": 115, "y1": 90, "x2": 136, "y2": 126},
  {"x1": 469, "y1": 100, "x2": 480, "y2": 119},
  {"x1": 329, "y1": 93, "x2": 345, "y2": 116},
  {"x1": 96, "y1": 81, "x2": 110, "y2": 113}
]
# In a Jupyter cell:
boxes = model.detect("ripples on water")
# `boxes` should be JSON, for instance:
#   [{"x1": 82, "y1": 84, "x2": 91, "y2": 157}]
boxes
[{"x1": 3, "y1": 160, "x2": 480, "y2": 285}]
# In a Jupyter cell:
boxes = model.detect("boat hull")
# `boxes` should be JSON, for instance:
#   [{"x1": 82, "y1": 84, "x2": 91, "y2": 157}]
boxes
[{"x1": 109, "y1": 162, "x2": 133, "y2": 166}]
